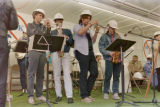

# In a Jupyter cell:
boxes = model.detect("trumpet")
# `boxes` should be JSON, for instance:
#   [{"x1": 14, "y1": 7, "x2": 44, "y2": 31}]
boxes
[
  {"x1": 91, "y1": 24, "x2": 108, "y2": 33},
  {"x1": 94, "y1": 24, "x2": 107, "y2": 29},
  {"x1": 42, "y1": 19, "x2": 58, "y2": 28}
]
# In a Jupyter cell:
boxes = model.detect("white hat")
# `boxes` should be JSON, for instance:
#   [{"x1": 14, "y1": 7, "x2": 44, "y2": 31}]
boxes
[
  {"x1": 147, "y1": 54, "x2": 152, "y2": 58},
  {"x1": 81, "y1": 10, "x2": 92, "y2": 16},
  {"x1": 154, "y1": 31, "x2": 160, "y2": 36},
  {"x1": 54, "y1": 13, "x2": 64, "y2": 20},
  {"x1": 108, "y1": 20, "x2": 118, "y2": 29},
  {"x1": 96, "y1": 53, "x2": 101, "y2": 56},
  {"x1": 32, "y1": 9, "x2": 45, "y2": 18},
  {"x1": 133, "y1": 72, "x2": 143, "y2": 79}
]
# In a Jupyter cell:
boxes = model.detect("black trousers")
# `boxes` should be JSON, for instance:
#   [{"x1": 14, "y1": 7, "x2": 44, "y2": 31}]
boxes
[
  {"x1": 75, "y1": 50, "x2": 98, "y2": 99},
  {"x1": 156, "y1": 67, "x2": 160, "y2": 91},
  {"x1": 0, "y1": 36, "x2": 10, "y2": 107}
]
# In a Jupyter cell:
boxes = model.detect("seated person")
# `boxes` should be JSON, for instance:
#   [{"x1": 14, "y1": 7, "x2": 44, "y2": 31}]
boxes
[
  {"x1": 94, "y1": 53, "x2": 104, "y2": 89},
  {"x1": 144, "y1": 54, "x2": 158, "y2": 87},
  {"x1": 128, "y1": 55, "x2": 144, "y2": 77},
  {"x1": 96, "y1": 53, "x2": 104, "y2": 79},
  {"x1": 43, "y1": 52, "x2": 52, "y2": 90},
  {"x1": 128, "y1": 55, "x2": 144, "y2": 85}
]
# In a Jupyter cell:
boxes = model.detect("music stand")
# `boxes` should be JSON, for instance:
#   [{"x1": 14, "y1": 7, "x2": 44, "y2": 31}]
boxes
[
  {"x1": 14, "y1": 40, "x2": 28, "y2": 53},
  {"x1": 28, "y1": 35, "x2": 66, "y2": 52},
  {"x1": 106, "y1": 38, "x2": 137, "y2": 107},
  {"x1": 30, "y1": 35, "x2": 65, "y2": 107}
]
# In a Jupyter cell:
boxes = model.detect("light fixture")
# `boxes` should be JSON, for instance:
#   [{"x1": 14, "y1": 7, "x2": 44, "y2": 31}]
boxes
[{"x1": 77, "y1": 1, "x2": 160, "y2": 28}]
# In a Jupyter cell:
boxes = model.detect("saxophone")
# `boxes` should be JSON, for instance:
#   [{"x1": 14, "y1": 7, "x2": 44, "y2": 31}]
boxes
[
  {"x1": 57, "y1": 23, "x2": 64, "y2": 58},
  {"x1": 112, "y1": 51, "x2": 121, "y2": 63},
  {"x1": 112, "y1": 33, "x2": 121, "y2": 64}
]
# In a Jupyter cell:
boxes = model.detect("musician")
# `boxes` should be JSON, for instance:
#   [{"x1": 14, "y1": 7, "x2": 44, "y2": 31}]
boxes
[
  {"x1": 94, "y1": 53, "x2": 104, "y2": 89},
  {"x1": 73, "y1": 10, "x2": 99, "y2": 103},
  {"x1": 99, "y1": 20, "x2": 121, "y2": 100},
  {"x1": 0, "y1": 0, "x2": 18, "y2": 106},
  {"x1": 27, "y1": 9, "x2": 51, "y2": 104},
  {"x1": 51, "y1": 13, "x2": 74, "y2": 104},
  {"x1": 95, "y1": 53, "x2": 103, "y2": 80},
  {"x1": 15, "y1": 32, "x2": 28, "y2": 93},
  {"x1": 153, "y1": 31, "x2": 160, "y2": 91},
  {"x1": 143, "y1": 54, "x2": 158, "y2": 87}
]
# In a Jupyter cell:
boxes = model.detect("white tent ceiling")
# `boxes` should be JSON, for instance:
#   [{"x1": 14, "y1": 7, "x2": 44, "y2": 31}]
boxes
[{"x1": 13, "y1": 0, "x2": 160, "y2": 37}]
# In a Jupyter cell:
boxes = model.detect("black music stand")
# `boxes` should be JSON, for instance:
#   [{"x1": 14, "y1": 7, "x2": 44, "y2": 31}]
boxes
[
  {"x1": 106, "y1": 38, "x2": 137, "y2": 107},
  {"x1": 29, "y1": 35, "x2": 65, "y2": 52},
  {"x1": 14, "y1": 40, "x2": 28, "y2": 53},
  {"x1": 31, "y1": 35, "x2": 65, "y2": 107}
]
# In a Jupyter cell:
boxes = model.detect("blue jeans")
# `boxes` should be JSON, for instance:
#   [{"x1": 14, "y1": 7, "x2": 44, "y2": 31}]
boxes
[
  {"x1": 104, "y1": 60, "x2": 121, "y2": 94},
  {"x1": 17, "y1": 57, "x2": 27, "y2": 89},
  {"x1": 0, "y1": 36, "x2": 10, "y2": 107},
  {"x1": 75, "y1": 50, "x2": 98, "y2": 99}
]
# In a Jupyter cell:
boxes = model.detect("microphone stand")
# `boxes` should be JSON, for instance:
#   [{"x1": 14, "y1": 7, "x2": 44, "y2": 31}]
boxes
[{"x1": 128, "y1": 31, "x2": 160, "y2": 107}]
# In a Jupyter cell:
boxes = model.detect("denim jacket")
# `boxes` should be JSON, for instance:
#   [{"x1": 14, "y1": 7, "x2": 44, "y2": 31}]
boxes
[{"x1": 98, "y1": 32, "x2": 119, "y2": 61}]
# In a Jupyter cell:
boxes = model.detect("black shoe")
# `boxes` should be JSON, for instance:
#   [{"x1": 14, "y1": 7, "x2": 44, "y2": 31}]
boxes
[
  {"x1": 55, "y1": 97, "x2": 62, "y2": 102},
  {"x1": 68, "y1": 98, "x2": 74, "y2": 104}
]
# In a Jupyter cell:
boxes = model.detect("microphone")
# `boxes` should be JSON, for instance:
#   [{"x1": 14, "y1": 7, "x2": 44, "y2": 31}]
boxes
[
  {"x1": 124, "y1": 26, "x2": 139, "y2": 37},
  {"x1": 124, "y1": 30, "x2": 132, "y2": 37}
]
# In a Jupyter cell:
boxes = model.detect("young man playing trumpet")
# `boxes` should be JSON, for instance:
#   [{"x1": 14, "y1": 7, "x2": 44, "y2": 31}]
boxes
[
  {"x1": 153, "y1": 31, "x2": 160, "y2": 91},
  {"x1": 99, "y1": 20, "x2": 121, "y2": 100},
  {"x1": 27, "y1": 9, "x2": 51, "y2": 104},
  {"x1": 73, "y1": 10, "x2": 99, "y2": 103},
  {"x1": 51, "y1": 13, "x2": 74, "y2": 104}
]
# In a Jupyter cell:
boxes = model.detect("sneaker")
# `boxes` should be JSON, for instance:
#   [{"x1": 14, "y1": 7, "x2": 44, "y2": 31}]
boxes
[
  {"x1": 104, "y1": 93, "x2": 109, "y2": 99},
  {"x1": 36, "y1": 96, "x2": 46, "y2": 102},
  {"x1": 112, "y1": 93, "x2": 120, "y2": 100},
  {"x1": 81, "y1": 97, "x2": 93, "y2": 103},
  {"x1": 28, "y1": 97, "x2": 35, "y2": 104},
  {"x1": 55, "y1": 97, "x2": 62, "y2": 102},
  {"x1": 43, "y1": 85, "x2": 46, "y2": 92},
  {"x1": 88, "y1": 96, "x2": 95, "y2": 101},
  {"x1": 68, "y1": 98, "x2": 74, "y2": 104},
  {"x1": 22, "y1": 89, "x2": 27, "y2": 93},
  {"x1": 7, "y1": 94, "x2": 13, "y2": 102}
]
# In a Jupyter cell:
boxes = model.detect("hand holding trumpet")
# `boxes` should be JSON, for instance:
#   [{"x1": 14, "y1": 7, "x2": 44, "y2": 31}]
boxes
[
  {"x1": 89, "y1": 20, "x2": 100, "y2": 33},
  {"x1": 90, "y1": 20, "x2": 98, "y2": 26},
  {"x1": 63, "y1": 35, "x2": 69, "y2": 40},
  {"x1": 44, "y1": 19, "x2": 51, "y2": 29}
]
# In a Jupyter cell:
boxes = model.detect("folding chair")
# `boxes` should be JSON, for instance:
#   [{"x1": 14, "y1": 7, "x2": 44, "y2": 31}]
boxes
[
  {"x1": 71, "y1": 70, "x2": 80, "y2": 94},
  {"x1": 127, "y1": 72, "x2": 148, "y2": 94},
  {"x1": 10, "y1": 64, "x2": 21, "y2": 91}
]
